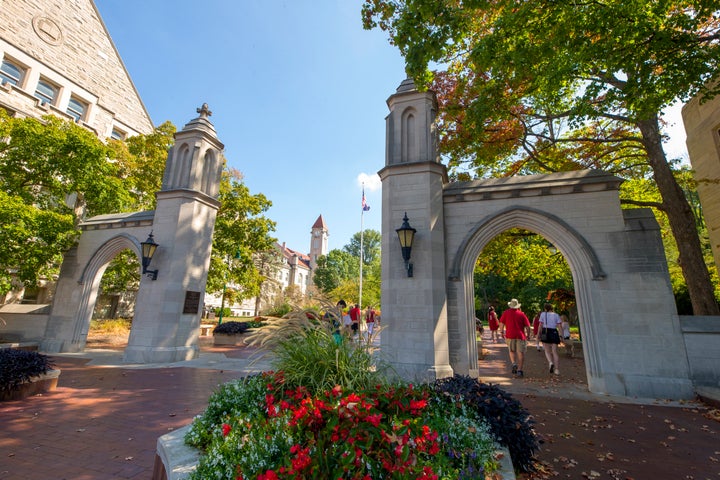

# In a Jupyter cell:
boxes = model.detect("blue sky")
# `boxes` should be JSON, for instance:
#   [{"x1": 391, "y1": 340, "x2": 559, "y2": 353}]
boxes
[
  {"x1": 94, "y1": 1, "x2": 403, "y2": 253},
  {"x1": 93, "y1": 1, "x2": 689, "y2": 255}
]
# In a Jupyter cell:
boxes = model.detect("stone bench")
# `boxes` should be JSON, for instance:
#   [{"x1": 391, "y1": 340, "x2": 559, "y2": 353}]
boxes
[{"x1": 199, "y1": 325, "x2": 214, "y2": 336}]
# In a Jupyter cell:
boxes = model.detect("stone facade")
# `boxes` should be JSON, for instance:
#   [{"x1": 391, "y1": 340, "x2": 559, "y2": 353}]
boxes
[
  {"x1": 0, "y1": 0, "x2": 153, "y2": 138},
  {"x1": 682, "y1": 90, "x2": 720, "y2": 276},
  {"x1": 380, "y1": 79, "x2": 695, "y2": 399}
]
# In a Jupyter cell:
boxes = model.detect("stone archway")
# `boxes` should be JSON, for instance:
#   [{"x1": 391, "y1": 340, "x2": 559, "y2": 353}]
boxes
[
  {"x1": 42, "y1": 105, "x2": 225, "y2": 363},
  {"x1": 42, "y1": 213, "x2": 154, "y2": 354},
  {"x1": 445, "y1": 202, "x2": 612, "y2": 392},
  {"x1": 379, "y1": 79, "x2": 695, "y2": 400}
]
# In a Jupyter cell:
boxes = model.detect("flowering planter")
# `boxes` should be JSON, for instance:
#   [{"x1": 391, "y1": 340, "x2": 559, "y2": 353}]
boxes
[
  {"x1": 153, "y1": 424, "x2": 516, "y2": 480},
  {"x1": 0, "y1": 369, "x2": 61, "y2": 401},
  {"x1": 212, "y1": 333, "x2": 247, "y2": 346}
]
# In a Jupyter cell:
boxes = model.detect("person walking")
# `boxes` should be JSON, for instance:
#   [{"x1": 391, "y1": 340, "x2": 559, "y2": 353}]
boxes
[
  {"x1": 364, "y1": 306, "x2": 377, "y2": 339},
  {"x1": 349, "y1": 304, "x2": 361, "y2": 340},
  {"x1": 539, "y1": 303, "x2": 563, "y2": 375},
  {"x1": 487, "y1": 306, "x2": 500, "y2": 343},
  {"x1": 532, "y1": 311, "x2": 543, "y2": 351},
  {"x1": 499, "y1": 298, "x2": 531, "y2": 378}
]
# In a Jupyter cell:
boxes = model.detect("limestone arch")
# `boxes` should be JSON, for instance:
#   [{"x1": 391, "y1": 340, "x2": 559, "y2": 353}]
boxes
[
  {"x1": 70, "y1": 233, "x2": 143, "y2": 349},
  {"x1": 448, "y1": 206, "x2": 606, "y2": 386}
]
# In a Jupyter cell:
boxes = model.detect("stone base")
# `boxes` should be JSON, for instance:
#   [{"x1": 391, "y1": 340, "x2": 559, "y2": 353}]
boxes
[
  {"x1": 213, "y1": 334, "x2": 246, "y2": 346},
  {"x1": 0, "y1": 369, "x2": 61, "y2": 401},
  {"x1": 123, "y1": 345, "x2": 199, "y2": 364}
]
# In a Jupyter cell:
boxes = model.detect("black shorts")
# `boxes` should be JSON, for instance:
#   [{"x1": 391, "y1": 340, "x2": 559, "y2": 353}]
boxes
[{"x1": 351, "y1": 323, "x2": 359, "y2": 332}]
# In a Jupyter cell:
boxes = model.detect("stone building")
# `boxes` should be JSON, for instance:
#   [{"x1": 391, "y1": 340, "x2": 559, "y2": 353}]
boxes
[
  {"x1": 206, "y1": 215, "x2": 329, "y2": 316},
  {"x1": 0, "y1": 0, "x2": 152, "y2": 139},
  {"x1": 682, "y1": 90, "x2": 720, "y2": 276},
  {"x1": 0, "y1": 0, "x2": 154, "y2": 306}
]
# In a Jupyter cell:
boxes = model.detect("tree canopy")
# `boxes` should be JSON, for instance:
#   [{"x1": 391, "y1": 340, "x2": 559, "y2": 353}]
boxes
[
  {"x1": 314, "y1": 229, "x2": 381, "y2": 308},
  {"x1": 363, "y1": 0, "x2": 720, "y2": 314},
  {"x1": 0, "y1": 110, "x2": 277, "y2": 302},
  {"x1": 205, "y1": 168, "x2": 277, "y2": 301}
]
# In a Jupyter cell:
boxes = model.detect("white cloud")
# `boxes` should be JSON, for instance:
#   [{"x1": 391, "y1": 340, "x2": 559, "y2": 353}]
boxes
[{"x1": 357, "y1": 172, "x2": 382, "y2": 191}]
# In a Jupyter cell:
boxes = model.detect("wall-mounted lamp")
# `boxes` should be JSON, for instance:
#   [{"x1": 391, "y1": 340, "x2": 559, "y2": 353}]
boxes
[
  {"x1": 396, "y1": 212, "x2": 416, "y2": 277},
  {"x1": 140, "y1": 232, "x2": 159, "y2": 280}
]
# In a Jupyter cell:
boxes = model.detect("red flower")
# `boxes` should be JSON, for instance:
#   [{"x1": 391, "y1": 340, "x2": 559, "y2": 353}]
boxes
[
  {"x1": 257, "y1": 470, "x2": 278, "y2": 480},
  {"x1": 221, "y1": 423, "x2": 232, "y2": 437},
  {"x1": 366, "y1": 413, "x2": 382, "y2": 427}
]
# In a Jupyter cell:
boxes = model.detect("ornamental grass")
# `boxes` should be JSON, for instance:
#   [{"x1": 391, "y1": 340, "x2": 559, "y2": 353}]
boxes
[{"x1": 185, "y1": 302, "x2": 537, "y2": 478}]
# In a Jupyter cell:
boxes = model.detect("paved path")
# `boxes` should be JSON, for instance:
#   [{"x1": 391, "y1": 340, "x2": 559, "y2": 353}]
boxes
[
  {"x1": 477, "y1": 331, "x2": 720, "y2": 479},
  {"x1": 1, "y1": 335, "x2": 718, "y2": 479}
]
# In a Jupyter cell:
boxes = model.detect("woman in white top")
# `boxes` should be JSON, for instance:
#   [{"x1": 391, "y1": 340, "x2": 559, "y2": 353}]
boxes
[{"x1": 540, "y1": 303, "x2": 563, "y2": 375}]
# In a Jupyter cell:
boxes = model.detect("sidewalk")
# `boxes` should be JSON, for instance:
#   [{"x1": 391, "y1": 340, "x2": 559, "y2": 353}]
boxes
[
  {"x1": 478, "y1": 331, "x2": 720, "y2": 479},
  {"x1": 1, "y1": 335, "x2": 718, "y2": 479}
]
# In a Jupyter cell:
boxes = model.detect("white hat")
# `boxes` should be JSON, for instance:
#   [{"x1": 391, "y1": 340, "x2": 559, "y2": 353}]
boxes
[{"x1": 507, "y1": 298, "x2": 521, "y2": 309}]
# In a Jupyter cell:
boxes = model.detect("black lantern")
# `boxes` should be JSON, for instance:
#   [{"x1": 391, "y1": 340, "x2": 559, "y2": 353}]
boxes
[
  {"x1": 140, "y1": 232, "x2": 159, "y2": 280},
  {"x1": 395, "y1": 212, "x2": 416, "y2": 277}
]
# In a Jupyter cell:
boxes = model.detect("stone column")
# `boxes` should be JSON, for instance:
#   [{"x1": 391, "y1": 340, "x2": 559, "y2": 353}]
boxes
[
  {"x1": 379, "y1": 79, "x2": 453, "y2": 381},
  {"x1": 124, "y1": 105, "x2": 224, "y2": 363}
]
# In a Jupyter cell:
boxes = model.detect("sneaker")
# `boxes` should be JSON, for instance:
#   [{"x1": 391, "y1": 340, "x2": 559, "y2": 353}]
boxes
[
  {"x1": 517, "y1": 370, "x2": 524, "y2": 378},
  {"x1": 549, "y1": 363, "x2": 555, "y2": 374},
  {"x1": 553, "y1": 369, "x2": 560, "y2": 376},
  {"x1": 536, "y1": 346, "x2": 543, "y2": 351},
  {"x1": 511, "y1": 364, "x2": 518, "y2": 375}
]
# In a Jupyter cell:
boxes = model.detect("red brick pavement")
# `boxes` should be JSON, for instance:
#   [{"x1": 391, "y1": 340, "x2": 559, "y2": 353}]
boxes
[
  {"x1": 0, "y1": 342, "x2": 252, "y2": 480},
  {"x1": 1, "y1": 336, "x2": 719, "y2": 479},
  {"x1": 478, "y1": 333, "x2": 720, "y2": 480}
]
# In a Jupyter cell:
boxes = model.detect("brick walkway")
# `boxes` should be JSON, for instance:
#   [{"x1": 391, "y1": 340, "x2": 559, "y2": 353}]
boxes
[
  {"x1": 478, "y1": 333, "x2": 720, "y2": 480},
  {"x1": 1, "y1": 336, "x2": 719, "y2": 479}
]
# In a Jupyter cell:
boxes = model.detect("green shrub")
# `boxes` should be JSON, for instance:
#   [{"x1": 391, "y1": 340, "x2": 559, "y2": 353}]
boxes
[
  {"x1": 0, "y1": 348, "x2": 54, "y2": 394},
  {"x1": 431, "y1": 375, "x2": 539, "y2": 472}
]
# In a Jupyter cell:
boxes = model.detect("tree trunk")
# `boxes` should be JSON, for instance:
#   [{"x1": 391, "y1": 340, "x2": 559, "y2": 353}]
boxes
[{"x1": 637, "y1": 116, "x2": 719, "y2": 315}]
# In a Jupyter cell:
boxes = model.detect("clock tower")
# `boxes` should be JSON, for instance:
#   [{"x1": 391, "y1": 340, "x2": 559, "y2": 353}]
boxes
[{"x1": 309, "y1": 215, "x2": 329, "y2": 270}]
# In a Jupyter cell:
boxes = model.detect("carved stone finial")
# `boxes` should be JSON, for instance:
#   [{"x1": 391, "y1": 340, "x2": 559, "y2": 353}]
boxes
[{"x1": 196, "y1": 103, "x2": 212, "y2": 118}]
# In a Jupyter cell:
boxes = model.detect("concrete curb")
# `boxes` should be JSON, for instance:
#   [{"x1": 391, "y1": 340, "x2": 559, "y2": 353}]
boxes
[{"x1": 155, "y1": 425, "x2": 516, "y2": 480}]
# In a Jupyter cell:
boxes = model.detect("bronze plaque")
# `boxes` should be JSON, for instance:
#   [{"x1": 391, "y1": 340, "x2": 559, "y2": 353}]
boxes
[{"x1": 183, "y1": 291, "x2": 201, "y2": 314}]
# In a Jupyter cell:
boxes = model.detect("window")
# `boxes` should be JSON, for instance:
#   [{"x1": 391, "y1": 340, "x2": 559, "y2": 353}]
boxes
[
  {"x1": 66, "y1": 96, "x2": 87, "y2": 122},
  {"x1": 110, "y1": 128, "x2": 126, "y2": 141},
  {"x1": 0, "y1": 59, "x2": 24, "y2": 86},
  {"x1": 34, "y1": 79, "x2": 57, "y2": 105}
]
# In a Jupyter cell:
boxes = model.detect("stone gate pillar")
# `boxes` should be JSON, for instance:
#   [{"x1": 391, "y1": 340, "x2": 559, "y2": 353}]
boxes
[
  {"x1": 123, "y1": 104, "x2": 224, "y2": 363},
  {"x1": 378, "y1": 79, "x2": 453, "y2": 381}
]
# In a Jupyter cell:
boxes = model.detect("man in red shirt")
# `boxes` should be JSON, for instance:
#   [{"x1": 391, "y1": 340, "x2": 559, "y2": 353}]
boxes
[
  {"x1": 349, "y1": 304, "x2": 361, "y2": 338},
  {"x1": 499, "y1": 298, "x2": 532, "y2": 378}
]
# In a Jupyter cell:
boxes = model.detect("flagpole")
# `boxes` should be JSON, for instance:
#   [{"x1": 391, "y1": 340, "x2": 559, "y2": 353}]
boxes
[{"x1": 359, "y1": 185, "x2": 365, "y2": 309}]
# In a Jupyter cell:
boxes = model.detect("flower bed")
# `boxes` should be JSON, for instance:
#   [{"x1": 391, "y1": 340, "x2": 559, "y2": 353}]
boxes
[
  {"x1": 212, "y1": 320, "x2": 266, "y2": 346},
  {"x1": 169, "y1": 308, "x2": 538, "y2": 478},
  {"x1": 184, "y1": 372, "x2": 502, "y2": 479}
]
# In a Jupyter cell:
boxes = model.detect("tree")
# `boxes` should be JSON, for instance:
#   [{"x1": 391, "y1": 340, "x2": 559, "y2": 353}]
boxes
[
  {"x1": 0, "y1": 111, "x2": 129, "y2": 294},
  {"x1": 108, "y1": 121, "x2": 176, "y2": 211},
  {"x1": 363, "y1": 0, "x2": 720, "y2": 314},
  {"x1": 99, "y1": 123, "x2": 177, "y2": 296},
  {"x1": 474, "y1": 229, "x2": 574, "y2": 315},
  {"x1": 206, "y1": 168, "x2": 277, "y2": 301},
  {"x1": 313, "y1": 249, "x2": 359, "y2": 294},
  {"x1": 344, "y1": 229, "x2": 382, "y2": 265},
  {"x1": 314, "y1": 230, "x2": 382, "y2": 308}
]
